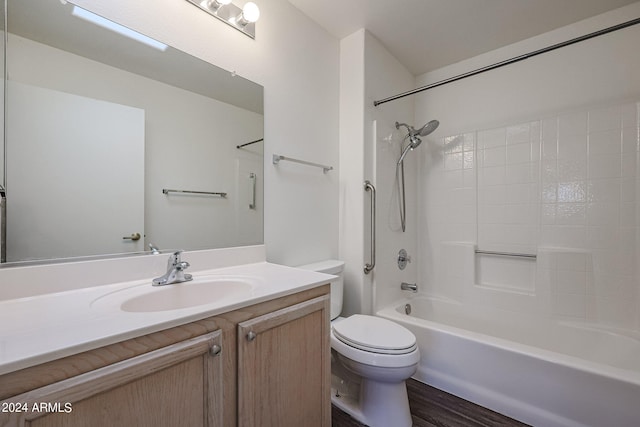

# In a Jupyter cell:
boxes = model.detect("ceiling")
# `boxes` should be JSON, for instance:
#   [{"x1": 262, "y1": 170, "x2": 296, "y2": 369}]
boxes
[{"x1": 288, "y1": 0, "x2": 639, "y2": 75}]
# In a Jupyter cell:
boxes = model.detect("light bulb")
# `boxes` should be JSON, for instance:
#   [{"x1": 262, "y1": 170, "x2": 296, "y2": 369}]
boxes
[{"x1": 241, "y1": 2, "x2": 260, "y2": 23}]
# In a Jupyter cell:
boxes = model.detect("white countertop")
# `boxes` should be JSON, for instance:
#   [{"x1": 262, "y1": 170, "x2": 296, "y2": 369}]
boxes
[{"x1": 0, "y1": 261, "x2": 333, "y2": 375}]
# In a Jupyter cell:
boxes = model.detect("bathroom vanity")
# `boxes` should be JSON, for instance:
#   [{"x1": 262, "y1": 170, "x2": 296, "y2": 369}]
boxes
[{"x1": 0, "y1": 249, "x2": 332, "y2": 427}]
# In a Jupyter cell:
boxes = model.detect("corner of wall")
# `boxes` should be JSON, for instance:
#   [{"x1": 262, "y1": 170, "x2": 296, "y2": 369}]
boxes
[{"x1": 338, "y1": 29, "x2": 367, "y2": 315}]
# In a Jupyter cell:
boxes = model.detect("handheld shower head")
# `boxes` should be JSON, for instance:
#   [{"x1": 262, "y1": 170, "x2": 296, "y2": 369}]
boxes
[
  {"x1": 397, "y1": 134, "x2": 422, "y2": 164},
  {"x1": 394, "y1": 118, "x2": 440, "y2": 233},
  {"x1": 398, "y1": 143, "x2": 414, "y2": 165},
  {"x1": 408, "y1": 133, "x2": 422, "y2": 149}
]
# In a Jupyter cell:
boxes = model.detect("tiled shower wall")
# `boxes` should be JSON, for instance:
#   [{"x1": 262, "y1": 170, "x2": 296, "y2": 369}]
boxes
[{"x1": 421, "y1": 100, "x2": 640, "y2": 331}]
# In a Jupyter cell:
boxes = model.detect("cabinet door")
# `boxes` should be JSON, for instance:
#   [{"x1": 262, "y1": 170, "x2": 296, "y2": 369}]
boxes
[
  {"x1": 0, "y1": 331, "x2": 223, "y2": 427},
  {"x1": 237, "y1": 295, "x2": 330, "y2": 427}
]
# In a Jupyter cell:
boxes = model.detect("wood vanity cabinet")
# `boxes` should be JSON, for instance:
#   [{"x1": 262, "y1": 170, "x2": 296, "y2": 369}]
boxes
[
  {"x1": 0, "y1": 332, "x2": 223, "y2": 427},
  {"x1": 0, "y1": 285, "x2": 330, "y2": 427},
  {"x1": 237, "y1": 295, "x2": 330, "y2": 426}
]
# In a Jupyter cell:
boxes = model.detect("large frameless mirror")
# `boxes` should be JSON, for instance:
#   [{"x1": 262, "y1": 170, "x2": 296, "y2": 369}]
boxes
[{"x1": 1, "y1": 0, "x2": 264, "y2": 265}]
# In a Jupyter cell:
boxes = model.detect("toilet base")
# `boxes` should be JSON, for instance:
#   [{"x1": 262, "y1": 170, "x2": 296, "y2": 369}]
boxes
[
  {"x1": 331, "y1": 386, "x2": 365, "y2": 423},
  {"x1": 331, "y1": 378, "x2": 413, "y2": 427}
]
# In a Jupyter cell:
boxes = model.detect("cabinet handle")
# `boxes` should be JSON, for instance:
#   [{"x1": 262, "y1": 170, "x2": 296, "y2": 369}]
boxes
[
  {"x1": 246, "y1": 331, "x2": 257, "y2": 342},
  {"x1": 209, "y1": 344, "x2": 222, "y2": 356}
]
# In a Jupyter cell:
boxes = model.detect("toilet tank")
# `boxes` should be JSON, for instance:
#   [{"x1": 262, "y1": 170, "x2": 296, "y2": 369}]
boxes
[{"x1": 297, "y1": 259, "x2": 344, "y2": 320}]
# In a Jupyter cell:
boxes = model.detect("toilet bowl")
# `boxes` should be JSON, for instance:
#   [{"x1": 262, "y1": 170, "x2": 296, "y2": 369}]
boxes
[
  {"x1": 330, "y1": 315, "x2": 419, "y2": 427},
  {"x1": 298, "y1": 260, "x2": 420, "y2": 427}
]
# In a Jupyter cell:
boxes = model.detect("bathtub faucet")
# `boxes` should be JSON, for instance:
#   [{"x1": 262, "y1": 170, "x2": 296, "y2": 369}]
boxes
[{"x1": 400, "y1": 282, "x2": 418, "y2": 293}]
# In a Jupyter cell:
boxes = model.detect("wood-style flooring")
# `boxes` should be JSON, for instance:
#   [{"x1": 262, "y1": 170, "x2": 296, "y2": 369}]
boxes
[{"x1": 331, "y1": 379, "x2": 530, "y2": 427}]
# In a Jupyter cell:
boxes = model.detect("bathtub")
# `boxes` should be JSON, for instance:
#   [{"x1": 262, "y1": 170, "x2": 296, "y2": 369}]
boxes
[{"x1": 377, "y1": 296, "x2": 640, "y2": 427}]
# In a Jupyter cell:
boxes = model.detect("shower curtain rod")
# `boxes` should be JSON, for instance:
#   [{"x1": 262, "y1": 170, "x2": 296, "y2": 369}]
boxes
[
  {"x1": 373, "y1": 16, "x2": 640, "y2": 107},
  {"x1": 236, "y1": 138, "x2": 263, "y2": 149}
]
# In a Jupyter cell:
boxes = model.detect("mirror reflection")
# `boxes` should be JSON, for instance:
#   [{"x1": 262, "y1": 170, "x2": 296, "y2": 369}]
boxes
[{"x1": 2, "y1": 0, "x2": 264, "y2": 264}]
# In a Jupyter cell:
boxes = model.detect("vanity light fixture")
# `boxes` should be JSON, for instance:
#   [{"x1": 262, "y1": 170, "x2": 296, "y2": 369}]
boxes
[
  {"x1": 71, "y1": 6, "x2": 168, "y2": 51},
  {"x1": 185, "y1": 0, "x2": 260, "y2": 39},
  {"x1": 208, "y1": 0, "x2": 232, "y2": 10}
]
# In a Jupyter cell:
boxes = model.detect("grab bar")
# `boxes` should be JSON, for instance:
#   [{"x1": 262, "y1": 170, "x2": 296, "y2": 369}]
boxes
[
  {"x1": 249, "y1": 172, "x2": 257, "y2": 209},
  {"x1": 162, "y1": 189, "x2": 227, "y2": 197},
  {"x1": 475, "y1": 249, "x2": 537, "y2": 259},
  {"x1": 364, "y1": 180, "x2": 376, "y2": 274}
]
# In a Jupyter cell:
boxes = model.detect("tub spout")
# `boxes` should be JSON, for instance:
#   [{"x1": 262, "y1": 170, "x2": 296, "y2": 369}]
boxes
[{"x1": 401, "y1": 282, "x2": 417, "y2": 293}]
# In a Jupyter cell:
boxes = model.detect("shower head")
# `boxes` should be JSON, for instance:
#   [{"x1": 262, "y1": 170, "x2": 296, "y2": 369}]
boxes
[
  {"x1": 395, "y1": 119, "x2": 439, "y2": 138},
  {"x1": 416, "y1": 119, "x2": 439, "y2": 137},
  {"x1": 395, "y1": 119, "x2": 439, "y2": 165}
]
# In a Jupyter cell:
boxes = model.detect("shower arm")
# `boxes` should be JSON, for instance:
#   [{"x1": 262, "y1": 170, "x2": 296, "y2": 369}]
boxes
[{"x1": 396, "y1": 122, "x2": 412, "y2": 133}]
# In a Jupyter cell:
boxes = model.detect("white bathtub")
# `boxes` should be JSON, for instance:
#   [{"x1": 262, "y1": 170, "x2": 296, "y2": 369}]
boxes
[{"x1": 377, "y1": 296, "x2": 640, "y2": 427}]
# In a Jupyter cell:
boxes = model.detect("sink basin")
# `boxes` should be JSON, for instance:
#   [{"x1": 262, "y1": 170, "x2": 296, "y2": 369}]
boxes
[
  {"x1": 92, "y1": 276, "x2": 256, "y2": 312},
  {"x1": 121, "y1": 280, "x2": 253, "y2": 312}
]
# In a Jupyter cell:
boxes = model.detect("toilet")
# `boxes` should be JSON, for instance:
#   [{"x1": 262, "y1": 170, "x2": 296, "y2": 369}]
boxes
[{"x1": 299, "y1": 260, "x2": 419, "y2": 427}]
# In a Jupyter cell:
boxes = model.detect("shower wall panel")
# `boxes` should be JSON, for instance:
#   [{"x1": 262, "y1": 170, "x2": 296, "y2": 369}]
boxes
[
  {"x1": 414, "y1": 3, "x2": 640, "y2": 332},
  {"x1": 422, "y1": 100, "x2": 639, "y2": 329}
]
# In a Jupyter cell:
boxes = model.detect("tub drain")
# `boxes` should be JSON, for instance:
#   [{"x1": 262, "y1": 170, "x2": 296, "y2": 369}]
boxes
[{"x1": 404, "y1": 303, "x2": 412, "y2": 315}]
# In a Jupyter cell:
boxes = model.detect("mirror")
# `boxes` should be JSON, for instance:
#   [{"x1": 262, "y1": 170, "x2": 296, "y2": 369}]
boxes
[{"x1": 1, "y1": 0, "x2": 264, "y2": 265}]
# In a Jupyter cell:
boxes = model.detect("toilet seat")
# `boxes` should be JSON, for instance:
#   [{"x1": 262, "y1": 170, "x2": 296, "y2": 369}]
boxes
[
  {"x1": 330, "y1": 315, "x2": 420, "y2": 369},
  {"x1": 332, "y1": 315, "x2": 417, "y2": 355}
]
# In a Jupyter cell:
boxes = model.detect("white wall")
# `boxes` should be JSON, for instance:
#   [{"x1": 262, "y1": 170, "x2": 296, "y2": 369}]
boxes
[
  {"x1": 414, "y1": 2, "x2": 640, "y2": 330},
  {"x1": 363, "y1": 33, "x2": 418, "y2": 312},
  {"x1": 338, "y1": 30, "x2": 418, "y2": 315},
  {"x1": 338, "y1": 30, "x2": 366, "y2": 315},
  {"x1": 69, "y1": 0, "x2": 340, "y2": 266}
]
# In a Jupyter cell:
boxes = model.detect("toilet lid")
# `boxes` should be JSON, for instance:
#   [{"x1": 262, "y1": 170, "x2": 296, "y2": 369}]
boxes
[{"x1": 332, "y1": 315, "x2": 417, "y2": 355}]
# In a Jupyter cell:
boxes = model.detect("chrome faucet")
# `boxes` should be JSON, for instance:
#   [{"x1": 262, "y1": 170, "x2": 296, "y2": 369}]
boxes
[
  {"x1": 148, "y1": 243, "x2": 161, "y2": 255},
  {"x1": 152, "y1": 250, "x2": 193, "y2": 286},
  {"x1": 401, "y1": 282, "x2": 418, "y2": 293}
]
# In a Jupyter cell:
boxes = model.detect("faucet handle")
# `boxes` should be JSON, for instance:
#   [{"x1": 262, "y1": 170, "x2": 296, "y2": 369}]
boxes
[
  {"x1": 167, "y1": 250, "x2": 184, "y2": 268},
  {"x1": 176, "y1": 261, "x2": 190, "y2": 271},
  {"x1": 148, "y1": 243, "x2": 160, "y2": 255},
  {"x1": 398, "y1": 249, "x2": 411, "y2": 270}
]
